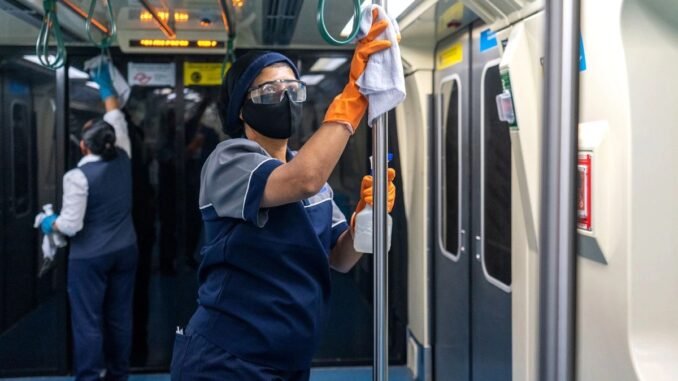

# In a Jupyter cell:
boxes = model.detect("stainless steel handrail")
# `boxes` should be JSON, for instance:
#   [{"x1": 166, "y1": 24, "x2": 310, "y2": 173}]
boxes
[
  {"x1": 372, "y1": 2, "x2": 389, "y2": 381},
  {"x1": 538, "y1": 0, "x2": 581, "y2": 379}
]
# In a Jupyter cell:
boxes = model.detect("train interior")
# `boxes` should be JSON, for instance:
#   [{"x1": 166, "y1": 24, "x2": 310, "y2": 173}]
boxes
[{"x1": 0, "y1": 0, "x2": 677, "y2": 380}]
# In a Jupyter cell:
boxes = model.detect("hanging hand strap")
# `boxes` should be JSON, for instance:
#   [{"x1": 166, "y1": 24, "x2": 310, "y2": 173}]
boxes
[
  {"x1": 317, "y1": 0, "x2": 361, "y2": 46},
  {"x1": 221, "y1": 37, "x2": 237, "y2": 77},
  {"x1": 86, "y1": 0, "x2": 117, "y2": 50},
  {"x1": 36, "y1": 0, "x2": 66, "y2": 70}
]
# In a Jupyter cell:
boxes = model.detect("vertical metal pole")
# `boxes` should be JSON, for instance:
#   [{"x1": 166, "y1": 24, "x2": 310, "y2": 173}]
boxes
[
  {"x1": 175, "y1": 57, "x2": 186, "y2": 263},
  {"x1": 539, "y1": 0, "x2": 580, "y2": 380},
  {"x1": 55, "y1": 62, "x2": 68, "y2": 210},
  {"x1": 373, "y1": 116, "x2": 389, "y2": 381},
  {"x1": 55, "y1": 57, "x2": 71, "y2": 373},
  {"x1": 371, "y1": 2, "x2": 388, "y2": 381}
]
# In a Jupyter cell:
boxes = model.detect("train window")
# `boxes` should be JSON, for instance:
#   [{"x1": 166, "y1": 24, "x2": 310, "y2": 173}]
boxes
[
  {"x1": 441, "y1": 79, "x2": 460, "y2": 256},
  {"x1": 11, "y1": 101, "x2": 31, "y2": 216},
  {"x1": 482, "y1": 64, "x2": 511, "y2": 288}
]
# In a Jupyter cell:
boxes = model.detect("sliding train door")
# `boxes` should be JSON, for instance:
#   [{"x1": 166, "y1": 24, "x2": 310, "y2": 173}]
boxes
[
  {"x1": 433, "y1": 22, "x2": 512, "y2": 381},
  {"x1": 0, "y1": 71, "x2": 36, "y2": 334},
  {"x1": 469, "y1": 22, "x2": 512, "y2": 381},
  {"x1": 0, "y1": 55, "x2": 69, "y2": 376},
  {"x1": 433, "y1": 27, "x2": 472, "y2": 381}
]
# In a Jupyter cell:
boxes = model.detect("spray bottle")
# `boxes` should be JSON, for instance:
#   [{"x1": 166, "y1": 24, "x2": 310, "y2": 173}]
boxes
[{"x1": 353, "y1": 154, "x2": 393, "y2": 254}]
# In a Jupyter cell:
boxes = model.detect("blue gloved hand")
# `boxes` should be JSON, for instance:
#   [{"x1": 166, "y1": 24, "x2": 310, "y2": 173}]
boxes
[
  {"x1": 90, "y1": 63, "x2": 116, "y2": 101},
  {"x1": 40, "y1": 214, "x2": 58, "y2": 235}
]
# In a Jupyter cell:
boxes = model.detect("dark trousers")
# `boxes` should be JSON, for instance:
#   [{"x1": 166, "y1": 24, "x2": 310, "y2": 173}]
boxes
[
  {"x1": 68, "y1": 245, "x2": 138, "y2": 381},
  {"x1": 170, "y1": 327, "x2": 310, "y2": 381}
]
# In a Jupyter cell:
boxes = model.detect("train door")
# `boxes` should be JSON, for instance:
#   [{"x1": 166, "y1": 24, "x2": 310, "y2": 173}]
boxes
[
  {"x1": 433, "y1": 27, "x2": 472, "y2": 380},
  {"x1": 1, "y1": 74, "x2": 36, "y2": 330},
  {"x1": 433, "y1": 22, "x2": 512, "y2": 381},
  {"x1": 0, "y1": 55, "x2": 68, "y2": 376},
  {"x1": 469, "y1": 22, "x2": 512, "y2": 380}
]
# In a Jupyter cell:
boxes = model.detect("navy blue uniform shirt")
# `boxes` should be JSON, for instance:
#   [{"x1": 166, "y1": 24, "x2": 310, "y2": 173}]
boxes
[{"x1": 189, "y1": 139, "x2": 349, "y2": 370}]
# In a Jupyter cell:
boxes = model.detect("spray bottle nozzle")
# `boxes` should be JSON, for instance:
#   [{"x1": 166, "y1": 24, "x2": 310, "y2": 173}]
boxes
[{"x1": 368, "y1": 153, "x2": 394, "y2": 174}]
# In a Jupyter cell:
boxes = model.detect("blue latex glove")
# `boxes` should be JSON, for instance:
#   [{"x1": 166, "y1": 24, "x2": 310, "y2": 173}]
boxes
[
  {"x1": 90, "y1": 63, "x2": 116, "y2": 101},
  {"x1": 41, "y1": 214, "x2": 58, "y2": 235}
]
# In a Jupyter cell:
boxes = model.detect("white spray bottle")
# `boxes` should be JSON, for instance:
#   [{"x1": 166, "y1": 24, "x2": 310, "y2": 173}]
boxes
[
  {"x1": 353, "y1": 154, "x2": 393, "y2": 254},
  {"x1": 43, "y1": 204, "x2": 67, "y2": 248}
]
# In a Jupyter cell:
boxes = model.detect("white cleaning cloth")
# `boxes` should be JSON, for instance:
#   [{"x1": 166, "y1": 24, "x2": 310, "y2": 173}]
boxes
[
  {"x1": 84, "y1": 55, "x2": 131, "y2": 108},
  {"x1": 33, "y1": 212, "x2": 67, "y2": 262},
  {"x1": 356, "y1": 5, "x2": 406, "y2": 127}
]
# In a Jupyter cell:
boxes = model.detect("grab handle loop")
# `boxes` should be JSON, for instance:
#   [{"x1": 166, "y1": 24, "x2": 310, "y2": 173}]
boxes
[
  {"x1": 317, "y1": 0, "x2": 362, "y2": 46},
  {"x1": 86, "y1": 0, "x2": 117, "y2": 49},
  {"x1": 222, "y1": 37, "x2": 237, "y2": 77},
  {"x1": 36, "y1": 0, "x2": 66, "y2": 70},
  {"x1": 219, "y1": 0, "x2": 237, "y2": 77}
]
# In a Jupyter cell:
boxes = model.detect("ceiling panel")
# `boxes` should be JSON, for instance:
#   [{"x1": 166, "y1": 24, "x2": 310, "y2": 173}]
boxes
[
  {"x1": 0, "y1": 8, "x2": 41, "y2": 45},
  {"x1": 1, "y1": 0, "x2": 366, "y2": 49}
]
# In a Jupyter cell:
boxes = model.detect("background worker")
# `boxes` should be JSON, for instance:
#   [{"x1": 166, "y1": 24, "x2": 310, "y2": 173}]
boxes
[
  {"x1": 170, "y1": 10, "x2": 397, "y2": 381},
  {"x1": 40, "y1": 63, "x2": 137, "y2": 381}
]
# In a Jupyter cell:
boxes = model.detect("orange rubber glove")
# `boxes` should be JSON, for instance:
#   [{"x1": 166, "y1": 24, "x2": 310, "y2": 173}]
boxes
[
  {"x1": 351, "y1": 168, "x2": 397, "y2": 231},
  {"x1": 324, "y1": 9, "x2": 392, "y2": 131}
]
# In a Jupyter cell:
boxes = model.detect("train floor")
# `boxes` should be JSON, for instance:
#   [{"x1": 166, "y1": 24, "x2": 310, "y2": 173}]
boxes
[{"x1": 1, "y1": 367, "x2": 412, "y2": 381}]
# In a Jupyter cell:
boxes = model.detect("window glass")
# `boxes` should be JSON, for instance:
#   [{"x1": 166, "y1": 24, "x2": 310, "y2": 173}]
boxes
[
  {"x1": 441, "y1": 80, "x2": 460, "y2": 254},
  {"x1": 483, "y1": 65, "x2": 511, "y2": 286},
  {"x1": 12, "y1": 102, "x2": 30, "y2": 216}
]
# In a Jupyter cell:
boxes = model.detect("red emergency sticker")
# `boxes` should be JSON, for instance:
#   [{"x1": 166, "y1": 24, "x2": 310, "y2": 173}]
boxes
[{"x1": 577, "y1": 153, "x2": 592, "y2": 231}]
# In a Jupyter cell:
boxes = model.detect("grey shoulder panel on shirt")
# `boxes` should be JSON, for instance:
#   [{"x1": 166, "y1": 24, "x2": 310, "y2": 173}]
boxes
[{"x1": 199, "y1": 138, "x2": 276, "y2": 220}]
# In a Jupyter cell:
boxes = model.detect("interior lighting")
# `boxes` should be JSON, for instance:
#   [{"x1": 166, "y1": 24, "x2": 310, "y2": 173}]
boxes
[
  {"x1": 139, "y1": 39, "x2": 190, "y2": 47},
  {"x1": 397, "y1": 0, "x2": 437, "y2": 31},
  {"x1": 310, "y1": 57, "x2": 348, "y2": 72},
  {"x1": 300, "y1": 74, "x2": 326, "y2": 86},
  {"x1": 340, "y1": 0, "x2": 371, "y2": 38},
  {"x1": 232, "y1": 0, "x2": 245, "y2": 9},
  {"x1": 130, "y1": 39, "x2": 224, "y2": 48},
  {"x1": 86, "y1": 81, "x2": 100, "y2": 90},
  {"x1": 197, "y1": 40, "x2": 218, "y2": 48},
  {"x1": 22, "y1": 56, "x2": 91, "y2": 79},
  {"x1": 388, "y1": 0, "x2": 416, "y2": 19},
  {"x1": 140, "y1": 10, "x2": 189, "y2": 23},
  {"x1": 339, "y1": 0, "x2": 417, "y2": 37},
  {"x1": 175, "y1": 11, "x2": 189, "y2": 22}
]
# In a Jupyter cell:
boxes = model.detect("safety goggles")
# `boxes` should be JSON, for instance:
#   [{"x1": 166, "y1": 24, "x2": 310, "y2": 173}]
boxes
[{"x1": 248, "y1": 79, "x2": 307, "y2": 104}]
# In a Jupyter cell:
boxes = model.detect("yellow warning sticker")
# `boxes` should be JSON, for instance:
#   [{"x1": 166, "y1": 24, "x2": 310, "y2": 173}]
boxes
[
  {"x1": 183, "y1": 62, "x2": 223, "y2": 86},
  {"x1": 437, "y1": 42, "x2": 464, "y2": 69}
]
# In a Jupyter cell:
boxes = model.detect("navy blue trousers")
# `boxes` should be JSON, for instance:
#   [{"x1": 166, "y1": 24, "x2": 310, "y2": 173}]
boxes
[
  {"x1": 170, "y1": 327, "x2": 310, "y2": 381},
  {"x1": 68, "y1": 245, "x2": 138, "y2": 381}
]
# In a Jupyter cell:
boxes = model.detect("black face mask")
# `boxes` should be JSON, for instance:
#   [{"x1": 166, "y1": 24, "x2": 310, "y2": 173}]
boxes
[{"x1": 241, "y1": 92, "x2": 302, "y2": 139}]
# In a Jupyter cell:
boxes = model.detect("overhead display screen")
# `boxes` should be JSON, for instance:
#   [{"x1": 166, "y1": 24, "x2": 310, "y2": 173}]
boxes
[{"x1": 129, "y1": 39, "x2": 225, "y2": 49}]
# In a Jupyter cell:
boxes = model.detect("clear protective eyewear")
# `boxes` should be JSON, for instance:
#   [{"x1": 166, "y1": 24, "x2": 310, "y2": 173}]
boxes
[{"x1": 248, "y1": 79, "x2": 307, "y2": 105}]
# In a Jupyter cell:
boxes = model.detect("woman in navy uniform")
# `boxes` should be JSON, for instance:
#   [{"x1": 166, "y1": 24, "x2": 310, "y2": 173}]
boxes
[
  {"x1": 170, "y1": 13, "x2": 397, "y2": 381},
  {"x1": 40, "y1": 65, "x2": 137, "y2": 381}
]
